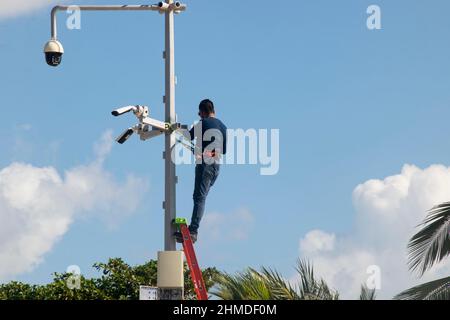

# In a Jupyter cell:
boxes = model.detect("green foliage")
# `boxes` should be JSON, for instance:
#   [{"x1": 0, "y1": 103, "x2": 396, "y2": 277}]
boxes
[
  {"x1": 396, "y1": 202, "x2": 450, "y2": 300},
  {"x1": 394, "y1": 276, "x2": 450, "y2": 300},
  {"x1": 185, "y1": 265, "x2": 218, "y2": 300},
  {"x1": 42, "y1": 273, "x2": 107, "y2": 300},
  {"x1": 212, "y1": 259, "x2": 339, "y2": 300},
  {"x1": 0, "y1": 258, "x2": 219, "y2": 300},
  {"x1": 359, "y1": 284, "x2": 376, "y2": 300},
  {"x1": 0, "y1": 282, "x2": 42, "y2": 300},
  {"x1": 294, "y1": 259, "x2": 339, "y2": 300},
  {"x1": 407, "y1": 202, "x2": 450, "y2": 276}
]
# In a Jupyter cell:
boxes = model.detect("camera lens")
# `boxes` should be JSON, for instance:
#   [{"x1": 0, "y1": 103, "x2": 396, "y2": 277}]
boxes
[{"x1": 45, "y1": 52, "x2": 62, "y2": 67}]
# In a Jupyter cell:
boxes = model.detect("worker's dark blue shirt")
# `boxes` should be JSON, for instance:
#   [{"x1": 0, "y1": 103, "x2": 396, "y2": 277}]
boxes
[{"x1": 190, "y1": 117, "x2": 227, "y2": 155}]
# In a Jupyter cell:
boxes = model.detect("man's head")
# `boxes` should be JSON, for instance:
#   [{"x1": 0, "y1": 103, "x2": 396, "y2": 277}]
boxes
[{"x1": 198, "y1": 99, "x2": 215, "y2": 119}]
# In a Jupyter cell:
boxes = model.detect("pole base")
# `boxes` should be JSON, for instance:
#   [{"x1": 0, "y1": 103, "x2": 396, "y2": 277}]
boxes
[
  {"x1": 157, "y1": 251, "x2": 184, "y2": 300},
  {"x1": 159, "y1": 288, "x2": 183, "y2": 300}
]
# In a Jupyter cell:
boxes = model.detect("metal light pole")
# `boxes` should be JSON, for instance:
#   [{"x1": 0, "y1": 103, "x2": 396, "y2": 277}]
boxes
[
  {"x1": 164, "y1": 0, "x2": 177, "y2": 252},
  {"x1": 45, "y1": 1, "x2": 186, "y2": 299}
]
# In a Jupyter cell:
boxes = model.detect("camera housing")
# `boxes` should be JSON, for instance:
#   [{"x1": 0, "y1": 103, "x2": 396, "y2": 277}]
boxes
[
  {"x1": 44, "y1": 40, "x2": 64, "y2": 67},
  {"x1": 116, "y1": 128, "x2": 135, "y2": 144},
  {"x1": 111, "y1": 106, "x2": 137, "y2": 117}
]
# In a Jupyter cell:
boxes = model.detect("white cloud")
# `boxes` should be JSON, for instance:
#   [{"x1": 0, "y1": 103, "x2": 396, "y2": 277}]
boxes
[
  {"x1": 201, "y1": 208, "x2": 254, "y2": 241},
  {"x1": 299, "y1": 164, "x2": 450, "y2": 299},
  {"x1": 0, "y1": 130, "x2": 148, "y2": 281},
  {"x1": 300, "y1": 230, "x2": 335, "y2": 255},
  {"x1": 93, "y1": 130, "x2": 113, "y2": 163},
  {"x1": 0, "y1": 0, "x2": 68, "y2": 19}
]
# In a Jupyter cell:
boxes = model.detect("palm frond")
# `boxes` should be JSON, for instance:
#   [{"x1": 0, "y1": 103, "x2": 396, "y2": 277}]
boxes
[
  {"x1": 407, "y1": 202, "x2": 450, "y2": 276},
  {"x1": 260, "y1": 267, "x2": 300, "y2": 300},
  {"x1": 211, "y1": 268, "x2": 272, "y2": 300},
  {"x1": 295, "y1": 259, "x2": 339, "y2": 300},
  {"x1": 295, "y1": 259, "x2": 316, "y2": 298},
  {"x1": 212, "y1": 260, "x2": 339, "y2": 300},
  {"x1": 394, "y1": 276, "x2": 450, "y2": 300},
  {"x1": 359, "y1": 284, "x2": 376, "y2": 300}
]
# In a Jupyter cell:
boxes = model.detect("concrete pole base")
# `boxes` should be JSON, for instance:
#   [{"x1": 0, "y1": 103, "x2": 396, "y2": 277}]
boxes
[{"x1": 157, "y1": 251, "x2": 184, "y2": 300}]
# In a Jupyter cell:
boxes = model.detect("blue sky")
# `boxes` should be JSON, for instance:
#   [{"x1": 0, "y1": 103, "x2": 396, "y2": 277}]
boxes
[{"x1": 1, "y1": 0, "x2": 450, "y2": 299}]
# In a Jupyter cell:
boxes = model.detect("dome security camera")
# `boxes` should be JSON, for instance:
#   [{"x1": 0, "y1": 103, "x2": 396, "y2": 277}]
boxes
[{"x1": 43, "y1": 39, "x2": 64, "y2": 67}]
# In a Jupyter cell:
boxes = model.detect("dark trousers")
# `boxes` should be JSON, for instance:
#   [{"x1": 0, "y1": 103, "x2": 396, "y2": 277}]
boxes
[{"x1": 189, "y1": 163, "x2": 220, "y2": 234}]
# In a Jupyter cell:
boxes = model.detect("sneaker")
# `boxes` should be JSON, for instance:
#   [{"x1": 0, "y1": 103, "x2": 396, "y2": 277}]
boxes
[
  {"x1": 173, "y1": 231, "x2": 198, "y2": 244},
  {"x1": 190, "y1": 232, "x2": 198, "y2": 244},
  {"x1": 173, "y1": 231, "x2": 183, "y2": 243}
]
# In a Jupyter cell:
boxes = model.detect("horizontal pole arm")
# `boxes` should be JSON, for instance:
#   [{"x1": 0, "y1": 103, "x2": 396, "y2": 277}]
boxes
[
  {"x1": 142, "y1": 117, "x2": 170, "y2": 132},
  {"x1": 52, "y1": 4, "x2": 160, "y2": 12},
  {"x1": 51, "y1": 3, "x2": 186, "y2": 39},
  {"x1": 139, "y1": 128, "x2": 164, "y2": 141}
]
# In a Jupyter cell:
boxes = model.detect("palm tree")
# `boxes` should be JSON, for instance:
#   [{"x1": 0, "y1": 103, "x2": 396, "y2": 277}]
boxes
[
  {"x1": 212, "y1": 259, "x2": 375, "y2": 300},
  {"x1": 359, "y1": 284, "x2": 377, "y2": 300},
  {"x1": 395, "y1": 202, "x2": 450, "y2": 300},
  {"x1": 394, "y1": 276, "x2": 450, "y2": 300}
]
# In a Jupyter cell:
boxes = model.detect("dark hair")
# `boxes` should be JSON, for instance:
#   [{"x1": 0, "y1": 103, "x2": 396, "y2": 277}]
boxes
[{"x1": 199, "y1": 99, "x2": 215, "y2": 115}]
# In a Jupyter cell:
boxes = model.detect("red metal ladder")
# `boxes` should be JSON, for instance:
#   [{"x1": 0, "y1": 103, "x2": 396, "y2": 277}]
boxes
[{"x1": 174, "y1": 218, "x2": 208, "y2": 300}]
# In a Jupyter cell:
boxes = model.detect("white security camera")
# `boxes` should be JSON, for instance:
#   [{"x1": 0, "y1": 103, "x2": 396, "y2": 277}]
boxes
[
  {"x1": 158, "y1": 2, "x2": 170, "y2": 10},
  {"x1": 116, "y1": 128, "x2": 135, "y2": 144},
  {"x1": 173, "y1": 2, "x2": 182, "y2": 11},
  {"x1": 111, "y1": 105, "x2": 138, "y2": 117},
  {"x1": 112, "y1": 104, "x2": 182, "y2": 144},
  {"x1": 158, "y1": 1, "x2": 183, "y2": 13},
  {"x1": 44, "y1": 39, "x2": 64, "y2": 67}
]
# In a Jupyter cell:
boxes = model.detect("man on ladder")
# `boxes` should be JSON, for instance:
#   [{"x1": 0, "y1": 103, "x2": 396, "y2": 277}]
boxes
[{"x1": 175, "y1": 99, "x2": 227, "y2": 244}]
